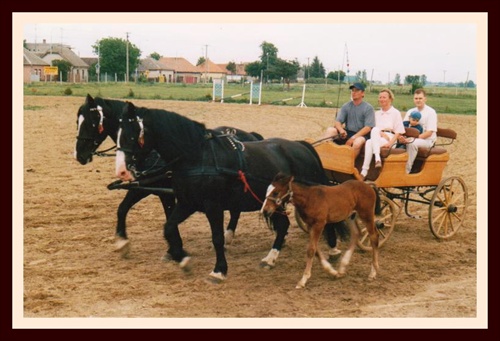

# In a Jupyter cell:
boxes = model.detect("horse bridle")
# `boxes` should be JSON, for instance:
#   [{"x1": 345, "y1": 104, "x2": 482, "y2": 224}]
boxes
[
  {"x1": 77, "y1": 105, "x2": 116, "y2": 157},
  {"x1": 265, "y1": 181, "x2": 293, "y2": 207}
]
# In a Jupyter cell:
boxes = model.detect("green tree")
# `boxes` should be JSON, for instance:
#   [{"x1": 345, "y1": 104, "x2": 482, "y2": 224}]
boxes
[
  {"x1": 245, "y1": 61, "x2": 264, "y2": 79},
  {"x1": 308, "y1": 56, "x2": 325, "y2": 78},
  {"x1": 260, "y1": 41, "x2": 278, "y2": 81},
  {"x1": 356, "y1": 70, "x2": 368, "y2": 82},
  {"x1": 405, "y1": 74, "x2": 425, "y2": 94},
  {"x1": 196, "y1": 57, "x2": 206, "y2": 66},
  {"x1": 420, "y1": 74, "x2": 427, "y2": 86},
  {"x1": 274, "y1": 58, "x2": 300, "y2": 90},
  {"x1": 226, "y1": 61, "x2": 237, "y2": 74},
  {"x1": 149, "y1": 52, "x2": 162, "y2": 61},
  {"x1": 328, "y1": 70, "x2": 346, "y2": 82},
  {"x1": 92, "y1": 38, "x2": 141, "y2": 80},
  {"x1": 393, "y1": 73, "x2": 401, "y2": 85},
  {"x1": 51, "y1": 59, "x2": 71, "y2": 82}
]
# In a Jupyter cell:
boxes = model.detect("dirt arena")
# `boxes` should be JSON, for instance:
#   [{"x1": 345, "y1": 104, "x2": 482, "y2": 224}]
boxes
[{"x1": 20, "y1": 95, "x2": 480, "y2": 324}]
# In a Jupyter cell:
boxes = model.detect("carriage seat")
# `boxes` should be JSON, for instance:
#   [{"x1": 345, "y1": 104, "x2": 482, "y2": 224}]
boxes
[
  {"x1": 411, "y1": 127, "x2": 456, "y2": 173},
  {"x1": 357, "y1": 127, "x2": 456, "y2": 179}
]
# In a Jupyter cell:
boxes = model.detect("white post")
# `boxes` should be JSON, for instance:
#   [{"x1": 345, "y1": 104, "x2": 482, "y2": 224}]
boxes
[{"x1": 297, "y1": 83, "x2": 307, "y2": 108}]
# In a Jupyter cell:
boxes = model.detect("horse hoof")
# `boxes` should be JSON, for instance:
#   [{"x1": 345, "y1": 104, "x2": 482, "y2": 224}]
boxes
[
  {"x1": 259, "y1": 261, "x2": 274, "y2": 270},
  {"x1": 179, "y1": 256, "x2": 192, "y2": 272},
  {"x1": 295, "y1": 284, "x2": 305, "y2": 289},
  {"x1": 114, "y1": 238, "x2": 130, "y2": 258},
  {"x1": 207, "y1": 271, "x2": 226, "y2": 284}
]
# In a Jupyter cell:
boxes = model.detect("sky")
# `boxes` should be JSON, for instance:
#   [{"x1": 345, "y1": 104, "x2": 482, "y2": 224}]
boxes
[{"x1": 18, "y1": 12, "x2": 484, "y2": 84}]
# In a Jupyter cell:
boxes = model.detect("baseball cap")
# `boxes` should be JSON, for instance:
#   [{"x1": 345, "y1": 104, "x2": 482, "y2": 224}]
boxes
[
  {"x1": 349, "y1": 82, "x2": 365, "y2": 91},
  {"x1": 410, "y1": 111, "x2": 422, "y2": 121}
]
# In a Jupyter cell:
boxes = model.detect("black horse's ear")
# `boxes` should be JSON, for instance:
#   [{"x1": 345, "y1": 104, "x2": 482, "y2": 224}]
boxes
[
  {"x1": 124, "y1": 101, "x2": 136, "y2": 118},
  {"x1": 85, "y1": 94, "x2": 94, "y2": 104}
]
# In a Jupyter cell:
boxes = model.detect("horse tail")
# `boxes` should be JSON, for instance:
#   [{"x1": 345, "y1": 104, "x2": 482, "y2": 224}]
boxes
[{"x1": 371, "y1": 184, "x2": 382, "y2": 215}]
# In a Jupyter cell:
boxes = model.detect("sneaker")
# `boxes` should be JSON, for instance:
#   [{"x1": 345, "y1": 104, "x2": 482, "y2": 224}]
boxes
[{"x1": 375, "y1": 160, "x2": 382, "y2": 168}]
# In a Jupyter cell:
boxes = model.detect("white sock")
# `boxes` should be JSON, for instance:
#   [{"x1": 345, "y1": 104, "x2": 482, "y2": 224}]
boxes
[
  {"x1": 375, "y1": 155, "x2": 381, "y2": 162},
  {"x1": 361, "y1": 169, "x2": 368, "y2": 177}
]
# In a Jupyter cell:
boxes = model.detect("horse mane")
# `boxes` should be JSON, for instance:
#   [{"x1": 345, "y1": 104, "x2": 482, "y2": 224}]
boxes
[
  {"x1": 295, "y1": 140, "x2": 329, "y2": 185},
  {"x1": 135, "y1": 106, "x2": 208, "y2": 161}
]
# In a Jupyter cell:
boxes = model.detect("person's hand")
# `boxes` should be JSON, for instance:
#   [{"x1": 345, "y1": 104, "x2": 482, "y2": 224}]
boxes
[
  {"x1": 345, "y1": 136, "x2": 354, "y2": 147},
  {"x1": 398, "y1": 136, "x2": 408, "y2": 144},
  {"x1": 339, "y1": 129, "x2": 347, "y2": 139}
]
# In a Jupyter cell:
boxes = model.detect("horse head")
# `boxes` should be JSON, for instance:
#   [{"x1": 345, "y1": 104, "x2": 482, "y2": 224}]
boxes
[
  {"x1": 261, "y1": 172, "x2": 294, "y2": 219},
  {"x1": 116, "y1": 101, "x2": 153, "y2": 181},
  {"x1": 74, "y1": 94, "x2": 109, "y2": 164}
]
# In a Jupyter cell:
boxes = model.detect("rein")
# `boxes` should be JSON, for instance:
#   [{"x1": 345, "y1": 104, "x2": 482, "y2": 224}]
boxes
[{"x1": 94, "y1": 145, "x2": 117, "y2": 157}]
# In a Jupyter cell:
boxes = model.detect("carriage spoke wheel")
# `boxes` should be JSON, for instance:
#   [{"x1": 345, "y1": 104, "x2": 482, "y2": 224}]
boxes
[
  {"x1": 429, "y1": 176, "x2": 468, "y2": 239},
  {"x1": 356, "y1": 194, "x2": 397, "y2": 252},
  {"x1": 294, "y1": 209, "x2": 308, "y2": 233}
]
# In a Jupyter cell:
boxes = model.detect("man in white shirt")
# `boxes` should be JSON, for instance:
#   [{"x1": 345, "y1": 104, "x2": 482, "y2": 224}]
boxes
[{"x1": 398, "y1": 88, "x2": 438, "y2": 173}]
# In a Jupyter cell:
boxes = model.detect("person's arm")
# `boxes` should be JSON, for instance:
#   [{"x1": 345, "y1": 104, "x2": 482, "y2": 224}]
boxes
[
  {"x1": 334, "y1": 120, "x2": 347, "y2": 138},
  {"x1": 419, "y1": 130, "x2": 433, "y2": 139},
  {"x1": 353, "y1": 126, "x2": 372, "y2": 139}
]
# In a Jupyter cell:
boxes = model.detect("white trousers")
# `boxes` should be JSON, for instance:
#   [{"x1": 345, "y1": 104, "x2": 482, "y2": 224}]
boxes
[
  {"x1": 405, "y1": 138, "x2": 434, "y2": 173},
  {"x1": 362, "y1": 127, "x2": 395, "y2": 173}
]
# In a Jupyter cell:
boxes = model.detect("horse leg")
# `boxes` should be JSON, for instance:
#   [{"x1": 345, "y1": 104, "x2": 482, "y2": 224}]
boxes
[
  {"x1": 224, "y1": 210, "x2": 240, "y2": 245},
  {"x1": 114, "y1": 190, "x2": 150, "y2": 258},
  {"x1": 366, "y1": 218, "x2": 380, "y2": 280},
  {"x1": 324, "y1": 222, "x2": 341, "y2": 258},
  {"x1": 316, "y1": 244, "x2": 339, "y2": 279},
  {"x1": 260, "y1": 211, "x2": 289, "y2": 269},
  {"x1": 158, "y1": 192, "x2": 176, "y2": 220},
  {"x1": 338, "y1": 218, "x2": 358, "y2": 277},
  {"x1": 296, "y1": 223, "x2": 323, "y2": 289},
  {"x1": 205, "y1": 202, "x2": 228, "y2": 283},
  {"x1": 163, "y1": 203, "x2": 194, "y2": 270}
]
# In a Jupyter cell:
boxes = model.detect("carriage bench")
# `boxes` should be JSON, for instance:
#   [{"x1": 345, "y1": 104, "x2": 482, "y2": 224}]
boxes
[{"x1": 307, "y1": 127, "x2": 457, "y2": 188}]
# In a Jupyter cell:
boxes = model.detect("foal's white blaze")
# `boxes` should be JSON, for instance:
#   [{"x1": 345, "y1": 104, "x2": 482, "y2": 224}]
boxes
[
  {"x1": 260, "y1": 184, "x2": 275, "y2": 214},
  {"x1": 74, "y1": 115, "x2": 85, "y2": 159}
]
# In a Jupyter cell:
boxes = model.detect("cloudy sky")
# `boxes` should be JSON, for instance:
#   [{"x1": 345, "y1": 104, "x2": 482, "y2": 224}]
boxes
[{"x1": 19, "y1": 13, "x2": 484, "y2": 84}]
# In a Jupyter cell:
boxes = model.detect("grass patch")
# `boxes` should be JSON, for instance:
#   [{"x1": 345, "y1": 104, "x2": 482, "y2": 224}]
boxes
[{"x1": 23, "y1": 82, "x2": 477, "y2": 115}]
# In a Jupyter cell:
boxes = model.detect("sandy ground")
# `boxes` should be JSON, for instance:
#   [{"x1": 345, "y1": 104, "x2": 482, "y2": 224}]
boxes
[{"x1": 19, "y1": 96, "x2": 482, "y2": 327}]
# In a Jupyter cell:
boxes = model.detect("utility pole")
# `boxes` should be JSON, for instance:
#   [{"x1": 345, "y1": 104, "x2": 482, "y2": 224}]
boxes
[
  {"x1": 307, "y1": 57, "x2": 310, "y2": 81},
  {"x1": 204, "y1": 44, "x2": 208, "y2": 84},
  {"x1": 97, "y1": 42, "x2": 100, "y2": 83},
  {"x1": 126, "y1": 32, "x2": 130, "y2": 83}
]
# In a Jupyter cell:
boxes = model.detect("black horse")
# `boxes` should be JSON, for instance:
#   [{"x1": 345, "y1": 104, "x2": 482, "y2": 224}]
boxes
[
  {"x1": 75, "y1": 94, "x2": 263, "y2": 255},
  {"x1": 116, "y1": 101, "x2": 341, "y2": 282}
]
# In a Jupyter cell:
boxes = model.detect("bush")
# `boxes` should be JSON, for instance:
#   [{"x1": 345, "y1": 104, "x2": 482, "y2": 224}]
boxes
[
  {"x1": 63, "y1": 87, "x2": 72, "y2": 95},
  {"x1": 127, "y1": 88, "x2": 135, "y2": 98}
]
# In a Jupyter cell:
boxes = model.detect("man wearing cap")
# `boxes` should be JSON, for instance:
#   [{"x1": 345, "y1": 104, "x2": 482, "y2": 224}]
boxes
[
  {"x1": 398, "y1": 88, "x2": 437, "y2": 173},
  {"x1": 323, "y1": 82, "x2": 375, "y2": 158}
]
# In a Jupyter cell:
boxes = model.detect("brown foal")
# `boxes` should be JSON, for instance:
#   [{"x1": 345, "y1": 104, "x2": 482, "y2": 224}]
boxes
[{"x1": 261, "y1": 173, "x2": 381, "y2": 289}]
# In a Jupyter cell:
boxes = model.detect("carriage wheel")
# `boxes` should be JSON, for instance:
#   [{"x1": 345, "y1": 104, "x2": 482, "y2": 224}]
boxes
[
  {"x1": 429, "y1": 176, "x2": 468, "y2": 239},
  {"x1": 356, "y1": 194, "x2": 397, "y2": 252},
  {"x1": 294, "y1": 209, "x2": 308, "y2": 233}
]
